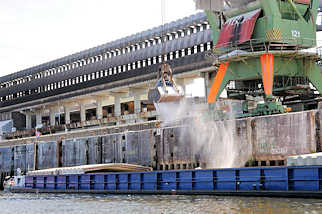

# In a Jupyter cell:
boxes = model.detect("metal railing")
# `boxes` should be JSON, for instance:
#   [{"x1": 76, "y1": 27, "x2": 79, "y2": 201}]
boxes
[{"x1": 205, "y1": 38, "x2": 322, "y2": 62}]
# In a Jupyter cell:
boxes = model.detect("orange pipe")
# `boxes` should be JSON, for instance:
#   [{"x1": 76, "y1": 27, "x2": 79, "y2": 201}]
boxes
[
  {"x1": 207, "y1": 62, "x2": 229, "y2": 103},
  {"x1": 260, "y1": 53, "x2": 274, "y2": 96}
]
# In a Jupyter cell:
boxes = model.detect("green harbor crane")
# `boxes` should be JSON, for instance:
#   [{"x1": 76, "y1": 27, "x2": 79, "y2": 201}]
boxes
[{"x1": 195, "y1": 0, "x2": 322, "y2": 116}]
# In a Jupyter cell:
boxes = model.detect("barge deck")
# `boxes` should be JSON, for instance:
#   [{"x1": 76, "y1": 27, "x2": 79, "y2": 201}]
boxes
[{"x1": 9, "y1": 165, "x2": 322, "y2": 198}]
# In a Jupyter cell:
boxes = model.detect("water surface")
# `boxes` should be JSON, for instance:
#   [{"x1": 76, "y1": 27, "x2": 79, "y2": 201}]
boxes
[{"x1": 0, "y1": 191, "x2": 321, "y2": 214}]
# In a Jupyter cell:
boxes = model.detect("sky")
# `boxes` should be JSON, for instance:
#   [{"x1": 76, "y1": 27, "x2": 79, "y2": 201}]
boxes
[
  {"x1": 1, "y1": 1, "x2": 321, "y2": 97},
  {"x1": 0, "y1": 0, "x2": 199, "y2": 76}
]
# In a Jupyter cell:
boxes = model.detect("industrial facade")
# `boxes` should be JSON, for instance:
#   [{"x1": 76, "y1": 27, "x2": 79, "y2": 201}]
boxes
[{"x1": 0, "y1": 12, "x2": 214, "y2": 136}]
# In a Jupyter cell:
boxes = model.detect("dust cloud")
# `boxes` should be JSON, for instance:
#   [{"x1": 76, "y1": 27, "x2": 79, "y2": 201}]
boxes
[{"x1": 155, "y1": 99, "x2": 242, "y2": 169}]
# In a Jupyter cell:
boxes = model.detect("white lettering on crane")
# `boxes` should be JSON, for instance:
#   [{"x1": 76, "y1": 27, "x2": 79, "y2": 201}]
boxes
[{"x1": 291, "y1": 30, "x2": 301, "y2": 38}]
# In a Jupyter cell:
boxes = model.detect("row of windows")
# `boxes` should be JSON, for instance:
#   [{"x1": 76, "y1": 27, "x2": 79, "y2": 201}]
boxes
[
  {"x1": 1, "y1": 42, "x2": 213, "y2": 102},
  {"x1": 0, "y1": 22, "x2": 210, "y2": 89}
]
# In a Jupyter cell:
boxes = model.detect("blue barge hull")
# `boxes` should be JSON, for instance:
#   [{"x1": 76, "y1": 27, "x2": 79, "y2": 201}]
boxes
[{"x1": 18, "y1": 166, "x2": 322, "y2": 197}]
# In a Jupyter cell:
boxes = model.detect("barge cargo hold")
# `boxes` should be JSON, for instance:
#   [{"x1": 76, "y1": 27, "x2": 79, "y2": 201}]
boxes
[{"x1": 8, "y1": 166, "x2": 322, "y2": 198}]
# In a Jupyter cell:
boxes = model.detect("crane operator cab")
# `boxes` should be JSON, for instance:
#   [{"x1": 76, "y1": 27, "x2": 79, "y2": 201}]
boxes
[{"x1": 148, "y1": 63, "x2": 184, "y2": 103}]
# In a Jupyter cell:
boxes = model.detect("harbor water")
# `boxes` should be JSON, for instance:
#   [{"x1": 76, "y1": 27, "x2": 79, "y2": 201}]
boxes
[{"x1": 0, "y1": 191, "x2": 321, "y2": 214}]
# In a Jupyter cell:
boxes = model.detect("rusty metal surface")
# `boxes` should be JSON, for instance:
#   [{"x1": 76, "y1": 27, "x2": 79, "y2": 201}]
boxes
[
  {"x1": 0, "y1": 121, "x2": 160, "y2": 147},
  {"x1": 4, "y1": 114, "x2": 159, "y2": 139},
  {"x1": 37, "y1": 141, "x2": 57, "y2": 170},
  {"x1": 13, "y1": 145, "x2": 27, "y2": 173},
  {"x1": 156, "y1": 110, "x2": 320, "y2": 167},
  {"x1": 235, "y1": 118, "x2": 253, "y2": 166},
  {"x1": 101, "y1": 134, "x2": 122, "y2": 164},
  {"x1": 216, "y1": 9, "x2": 261, "y2": 48},
  {"x1": 62, "y1": 139, "x2": 87, "y2": 167},
  {"x1": 170, "y1": 127, "x2": 193, "y2": 164},
  {"x1": 0, "y1": 147, "x2": 13, "y2": 173},
  {"x1": 101, "y1": 130, "x2": 154, "y2": 167},
  {"x1": 12, "y1": 144, "x2": 34, "y2": 174},
  {"x1": 127, "y1": 130, "x2": 154, "y2": 167},
  {"x1": 125, "y1": 131, "x2": 147, "y2": 166},
  {"x1": 87, "y1": 137, "x2": 102, "y2": 165},
  {"x1": 157, "y1": 126, "x2": 197, "y2": 169},
  {"x1": 294, "y1": 0, "x2": 310, "y2": 4},
  {"x1": 252, "y1": 111, "x2": 316, "y2": 161},
  {"x1": 0, "y1": 110, "x2": 321, "y2": 174},
  {"x1": 26, "y1": 144, "x2": 35, "y2": 172}
]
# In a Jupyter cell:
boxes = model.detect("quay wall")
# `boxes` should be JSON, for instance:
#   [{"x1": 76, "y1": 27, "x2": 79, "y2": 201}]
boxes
[{"x1": 0, "y1": 110, "x2": 321, "y2": 188}]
